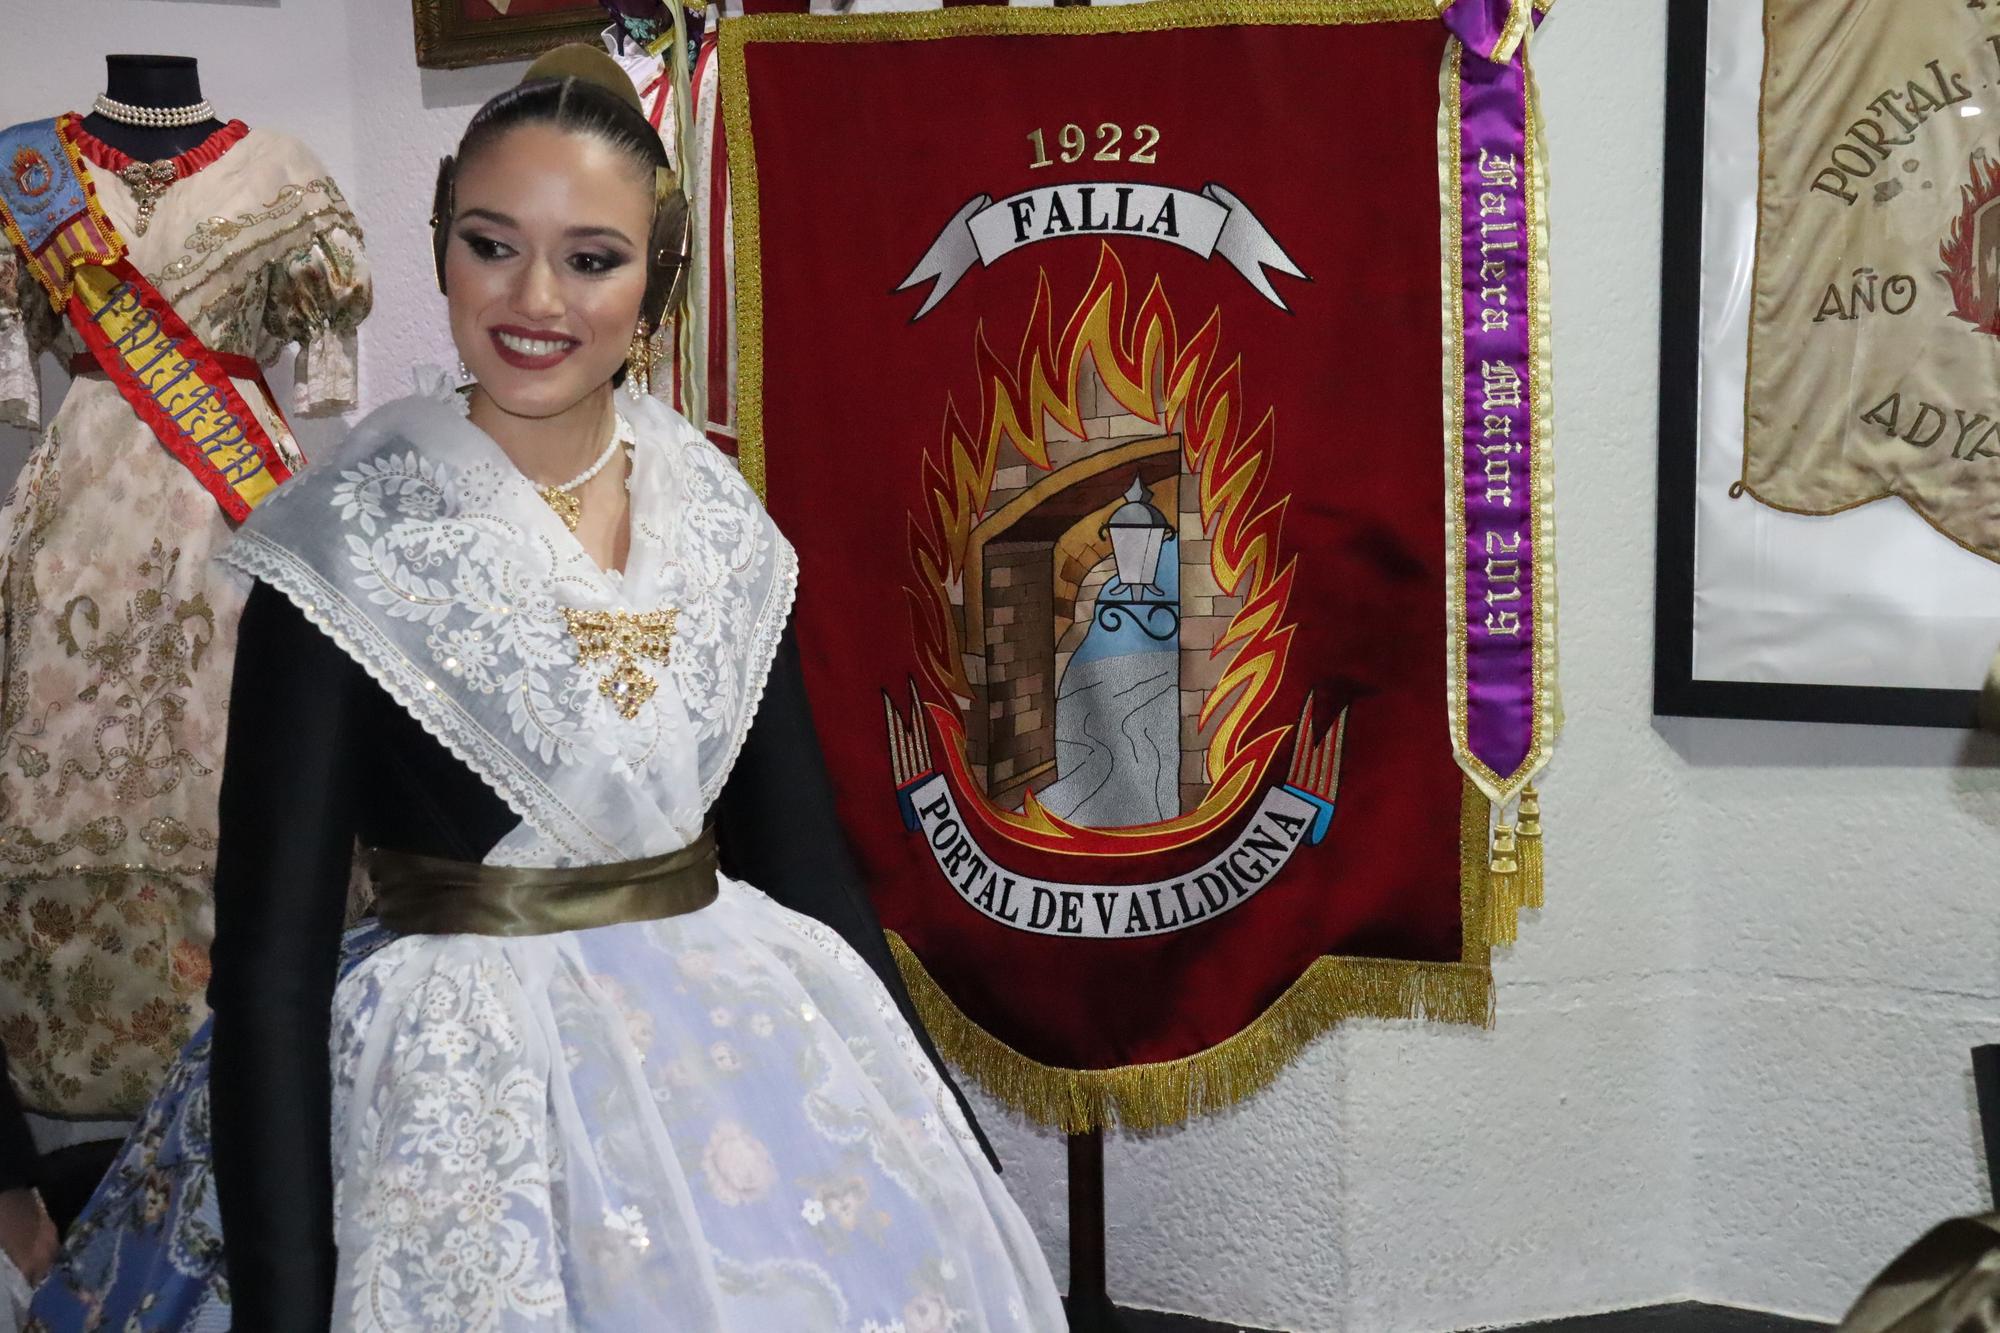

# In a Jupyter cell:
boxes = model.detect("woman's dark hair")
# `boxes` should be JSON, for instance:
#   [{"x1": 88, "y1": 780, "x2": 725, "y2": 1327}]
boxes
[
  {"x1": 458, "y1": 74, "x2": 668, "y2": 184},
  {"x1": 430, "y1": 59, "x2": 689, "y2": 365}
]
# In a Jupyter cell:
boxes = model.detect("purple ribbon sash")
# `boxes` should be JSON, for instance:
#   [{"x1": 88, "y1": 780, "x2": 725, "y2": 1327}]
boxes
[{"x1": 1449, "y1": 30, "x2": 1547, "y2": 799}]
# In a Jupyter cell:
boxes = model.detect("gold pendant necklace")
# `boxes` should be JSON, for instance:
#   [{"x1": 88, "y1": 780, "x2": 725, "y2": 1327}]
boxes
[
  {"x1": 538, "y1": 417, "x2": 627, "y2": 533},
  {"x1": 539, "y1": 487, "x2": 583, "y2": 532}
]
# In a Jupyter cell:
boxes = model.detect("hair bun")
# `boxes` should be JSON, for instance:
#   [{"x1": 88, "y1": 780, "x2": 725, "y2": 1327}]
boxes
[{"x1": 521, "y1": 43, "x2": 645, "y2": 118}]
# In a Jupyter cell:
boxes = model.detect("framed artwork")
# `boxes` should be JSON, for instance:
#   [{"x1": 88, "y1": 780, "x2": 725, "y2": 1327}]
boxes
[
  {"x1": 1655, "y1": 0, "x2": 2000, "y2": 728},
  {"x1": 412, "y1": 0, "x2": 610, "y2": 69}
]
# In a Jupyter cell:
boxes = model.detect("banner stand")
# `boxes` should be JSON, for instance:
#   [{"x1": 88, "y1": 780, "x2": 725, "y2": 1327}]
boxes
[{"x1": 1065, "y1": 1128, "x2": 1123, "y2": 1331}]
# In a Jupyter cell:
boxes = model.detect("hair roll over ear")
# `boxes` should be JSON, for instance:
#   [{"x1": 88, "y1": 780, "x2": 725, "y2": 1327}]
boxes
[{"x1": 429, "y1": 155, "x2": 456, "y2": 296}]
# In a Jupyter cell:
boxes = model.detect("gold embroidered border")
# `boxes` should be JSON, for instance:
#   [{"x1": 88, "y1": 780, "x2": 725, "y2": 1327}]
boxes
[
  {"x1": 159, "y1": 178, "x2": 360, "y2": 282},
  {"x1": 179, "y1": 207, "x2": 362, "y2": 321},
  {"x1": 1438, "y1": 45, "x2": 1473, "y2": 801},
  {"x1": 718, "y1": 26, "x2": 766, "y2": 497},
  {"x1": 0, "y1": 861, "x2": 211, "y2": 884},
  {"x1": 1526, "y1": 48, "x2": 1561, "y2": 772},
  {"x1": 888, "y1": 779, "x2": 1503, "y2": 1132},
  {"x1": 1436, "y1": 42, "x2": 1559, "y2": 809},
  {"x1": 734, "y1": 0, "x2": 1434, "y2": 45},
  {"x1": 721, "y1": 0, "x2": 1441, "y2": 499}
]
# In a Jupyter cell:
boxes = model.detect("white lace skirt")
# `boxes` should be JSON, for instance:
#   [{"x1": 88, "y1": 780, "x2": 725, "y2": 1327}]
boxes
[{"x1": 326, "y1": 876, "x2": 1062, "y2": 1332}]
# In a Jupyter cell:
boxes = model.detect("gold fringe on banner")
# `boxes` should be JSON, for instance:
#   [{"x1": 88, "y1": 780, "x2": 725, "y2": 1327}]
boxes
[
  {"x1": 887, "y1": 938, "x2": 1492, "y2": 1134},
  {"x1": 886, "y1": 779, "x2": 1521, "y2": 1133}
]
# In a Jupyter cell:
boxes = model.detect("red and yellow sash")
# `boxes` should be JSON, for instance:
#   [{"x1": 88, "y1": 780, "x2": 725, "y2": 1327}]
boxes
[{"x1": 0, "y1": 115, "x2": 292, "y2": 521}]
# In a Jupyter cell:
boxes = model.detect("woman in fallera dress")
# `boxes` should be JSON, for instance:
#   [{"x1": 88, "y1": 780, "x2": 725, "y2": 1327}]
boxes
[{"x1": 27, "y1": 45, "x2": 1064, "y2": 1333}]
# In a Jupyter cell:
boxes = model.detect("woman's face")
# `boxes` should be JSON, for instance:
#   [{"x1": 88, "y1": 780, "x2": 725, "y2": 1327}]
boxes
[{"x1": 446, "y1": 122, "x2": 653, "y2": 421}]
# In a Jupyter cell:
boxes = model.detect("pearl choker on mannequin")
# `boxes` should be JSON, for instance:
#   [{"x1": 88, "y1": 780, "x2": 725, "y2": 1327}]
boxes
[{"x1": 90, "y1": 94, "x2": 216, "y2": 129}]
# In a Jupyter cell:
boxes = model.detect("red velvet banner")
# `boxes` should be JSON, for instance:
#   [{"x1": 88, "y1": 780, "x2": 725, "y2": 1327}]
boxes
[{"x1": 726, "y1": 2, "x2": 1547, "y2": 1130}]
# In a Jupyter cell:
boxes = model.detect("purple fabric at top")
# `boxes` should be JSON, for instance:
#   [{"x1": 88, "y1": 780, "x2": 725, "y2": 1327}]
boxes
[{"x1": 1441, "y1": 0, "x2": 1536, "y2": 65}]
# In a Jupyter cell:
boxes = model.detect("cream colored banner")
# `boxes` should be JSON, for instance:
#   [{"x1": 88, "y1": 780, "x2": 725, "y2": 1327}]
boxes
[{"x1": 1747, "y1": 1, "x2": 2000, "y2": 562}]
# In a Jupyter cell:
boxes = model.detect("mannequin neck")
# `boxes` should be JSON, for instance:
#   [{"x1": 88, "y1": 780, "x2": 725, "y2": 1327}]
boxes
[{"x1": 79, "y1": 55, "x2": 226, "y2": 162}]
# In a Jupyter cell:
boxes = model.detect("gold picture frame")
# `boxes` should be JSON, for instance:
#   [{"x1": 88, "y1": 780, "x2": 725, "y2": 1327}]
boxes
[{"x1": 412, "y1": 0, "x2": 609, "y2": 70}]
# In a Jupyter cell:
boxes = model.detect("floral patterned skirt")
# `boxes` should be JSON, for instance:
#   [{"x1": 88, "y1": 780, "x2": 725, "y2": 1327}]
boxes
[{"x1": 28, "y1": 879, "x2": 1062, "y2": 1332}]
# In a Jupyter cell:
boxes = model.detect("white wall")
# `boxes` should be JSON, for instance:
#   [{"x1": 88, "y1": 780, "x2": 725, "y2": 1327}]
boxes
[{"x1": 4, "y1": 2, "x2": 1997, "y2": 1331}]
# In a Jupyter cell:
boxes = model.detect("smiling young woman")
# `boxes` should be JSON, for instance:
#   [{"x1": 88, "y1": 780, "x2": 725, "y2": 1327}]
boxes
[{"x1": 27, "y1": 46, "x2": 1064, "y2": 1333}]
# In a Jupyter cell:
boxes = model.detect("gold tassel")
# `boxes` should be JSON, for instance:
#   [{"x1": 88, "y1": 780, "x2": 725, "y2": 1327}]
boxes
[
  {"x1": 1490, "y1": 823, "x2": 1519, "y2": 876},
  {"x1": 1486, "y1": 821, "x2": 1521, "y2": 947},
  {"x1": 1517, "y1": 784, "x2": 1544, "y2": 911}
]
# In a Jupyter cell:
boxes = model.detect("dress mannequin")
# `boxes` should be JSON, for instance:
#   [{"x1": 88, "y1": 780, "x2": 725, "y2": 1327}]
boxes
[
  {"x1": 0, "y1": 48, "x2": 367, "y2": 1272},
  {"x1": 0, "y1": 50, "x2": 233, "y2": 1285},
  {"x1": 76, "y1": 55, "x2": 226, "y2": 160}
]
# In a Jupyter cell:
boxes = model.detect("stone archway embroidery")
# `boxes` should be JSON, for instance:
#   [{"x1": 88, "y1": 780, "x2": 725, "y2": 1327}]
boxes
[
  {"x1": 964, "y1": 435, "x2": 1182, "y2": 823},
  {"x1": 884, "y1": 246, "x2": 1346, "y2": 938}
]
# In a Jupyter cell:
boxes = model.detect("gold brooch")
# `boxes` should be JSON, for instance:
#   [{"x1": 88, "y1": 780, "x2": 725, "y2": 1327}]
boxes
[
  {"x1": 562, "y1": 607, "x2": 679, "y2": 720},
  {"x1": 118, "y1": 160, "x2": 179, "y2": 236},
  {"x1": 539, "y1": 487, "x2": 582, "y2": 532}
]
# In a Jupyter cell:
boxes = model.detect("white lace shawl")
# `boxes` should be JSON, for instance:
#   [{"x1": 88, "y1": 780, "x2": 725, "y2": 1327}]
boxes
[{"x1": 220, "y1": 389, "x2": 797, "y2": 869}]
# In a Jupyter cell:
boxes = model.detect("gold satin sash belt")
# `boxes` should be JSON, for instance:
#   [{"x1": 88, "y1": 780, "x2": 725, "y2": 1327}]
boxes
[{"x1": 368, "y1": 828, "x2": 719, "y2": 937}]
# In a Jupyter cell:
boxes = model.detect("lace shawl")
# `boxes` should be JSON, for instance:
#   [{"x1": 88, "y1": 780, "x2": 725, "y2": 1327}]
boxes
[{"x1": 220, "y1": 389, "x2": 797, "y2": 868}]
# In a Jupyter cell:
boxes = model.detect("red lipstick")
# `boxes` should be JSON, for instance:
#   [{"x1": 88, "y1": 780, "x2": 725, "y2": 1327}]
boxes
[{"x1": 489, "y1": 325, "x2": 580, "y2": 371}]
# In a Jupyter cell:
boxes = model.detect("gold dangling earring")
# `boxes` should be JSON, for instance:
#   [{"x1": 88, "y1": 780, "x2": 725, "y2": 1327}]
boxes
[{"x1": 626, "y1": 323, "x2": 655, "y2": 396}]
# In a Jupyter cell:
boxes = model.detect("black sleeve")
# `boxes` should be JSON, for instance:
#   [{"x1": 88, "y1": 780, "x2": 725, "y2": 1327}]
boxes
[
  {"x1": 207, "y1": 582, "x2": 361, "y2": 1333},
  {"x1": 715, "y1": 621, "x2": 998, "y2": 1170},
  {"x1": 0, "y1": 1045, "x2": 35, "y2": 1193}
]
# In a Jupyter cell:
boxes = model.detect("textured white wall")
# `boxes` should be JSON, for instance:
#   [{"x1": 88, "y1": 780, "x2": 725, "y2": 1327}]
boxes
[
  {"x1": 1673, "y1": 718, "x2": 2000, "y2": 1316},
  {"x1": 4, "y1": 1, "x2": 1997, "y2": 1330}
]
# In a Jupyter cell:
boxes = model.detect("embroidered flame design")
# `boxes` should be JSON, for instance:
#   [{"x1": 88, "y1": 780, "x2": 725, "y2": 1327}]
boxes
[
  {"x1": 1939, "y1": 152, "x2": 2000, "y2": 332},
  {"x1": 907, "y1": 245, "x2": 1299, "y2": 855}
]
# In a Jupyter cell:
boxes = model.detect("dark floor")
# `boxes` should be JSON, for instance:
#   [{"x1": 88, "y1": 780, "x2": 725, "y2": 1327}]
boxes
[
  {"x1": 1477, "y1": 1303, "x2": 1832, "y2": 1332},
  {"x1": 1100, "y1": 1300, "x2": 1832, "y2": 1333}
]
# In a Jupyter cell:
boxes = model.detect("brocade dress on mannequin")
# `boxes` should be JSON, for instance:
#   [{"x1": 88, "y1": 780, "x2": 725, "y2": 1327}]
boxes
[
  {"x1": 28, "y1": 387, "x2": 1061, "y2": 1332},
  {"x1": 0, "y1": 119, "x2": 369, "y2": 1118}
]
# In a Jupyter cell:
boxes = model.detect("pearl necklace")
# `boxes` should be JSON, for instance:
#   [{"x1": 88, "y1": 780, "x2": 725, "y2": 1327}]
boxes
[
  {"x1": 538, "y1": 415, "x2": 632, "y2": 532},
  {"x1": 90, "y1": 94, "x2": 216, "y2": 130}
]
